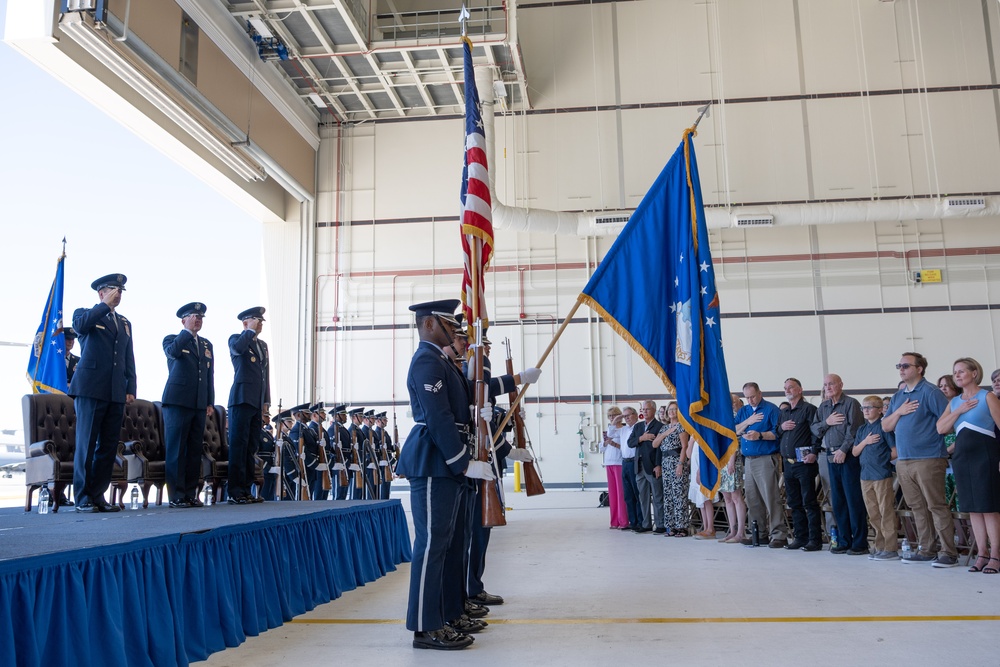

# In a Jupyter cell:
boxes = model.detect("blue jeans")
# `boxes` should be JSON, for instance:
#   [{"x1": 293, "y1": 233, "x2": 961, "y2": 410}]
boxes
[
  {"x1": 828, "y1": 455, "x2": 869, "y2": 551},
  {"x1": 621, "y1": 458, "x2": 640, "y2": 528}
]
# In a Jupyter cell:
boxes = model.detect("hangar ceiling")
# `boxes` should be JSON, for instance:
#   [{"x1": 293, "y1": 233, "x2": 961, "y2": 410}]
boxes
[{"x1": 223, "y1": 0, "x2": 528, "y2": 121}]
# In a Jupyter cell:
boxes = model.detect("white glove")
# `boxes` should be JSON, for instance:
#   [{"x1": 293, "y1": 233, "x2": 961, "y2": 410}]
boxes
[
  {"x1": 315, "y1": 463, "x2": 329, "y2": 471},
  {"x1": 519, "y1": 367, "x2": 541, "y2": 384},
  {"x1": 465, "y1": 460, "x2": 496, "y2": 481},
  {"x1": 268, "y1": 465, "x2": 281, "y2": 474},
  {"x1": 332, "y1": 462, "x2": 346, "y2": 471},
  {"x1": 349, "y1": 463, "x2": 361, "y2": 472},
  {"x1": 507, "y1": 448, "x2": 534, "y2": 463},
  {"x1": 379, "y1": 460, "x2": 389, "y2": 467},
  {"x1": 367, "y1": 462, "x2": 376, "y2": 470},
  {"x1": 480, "y1": 406, "x2": 494, "y2": 422},
  {"x1": 519, "y1": 409, "x2": 527, "y2": 420}
]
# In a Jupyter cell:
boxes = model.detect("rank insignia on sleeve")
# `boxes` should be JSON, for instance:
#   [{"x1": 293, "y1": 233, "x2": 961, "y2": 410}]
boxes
[{"x1": 423, "y1": 380, "x2": 443, "y2": 394}]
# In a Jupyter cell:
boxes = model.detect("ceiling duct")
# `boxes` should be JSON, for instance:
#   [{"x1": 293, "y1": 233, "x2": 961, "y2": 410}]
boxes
[{"x1": 944, "y1": 196, "x2": 986, "y2": 210}]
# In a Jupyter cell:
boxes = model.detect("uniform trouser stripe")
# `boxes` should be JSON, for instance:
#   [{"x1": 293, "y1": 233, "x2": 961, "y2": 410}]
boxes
[{"x1": 417, "y1": 478, "x2": 433, "y2": 631}]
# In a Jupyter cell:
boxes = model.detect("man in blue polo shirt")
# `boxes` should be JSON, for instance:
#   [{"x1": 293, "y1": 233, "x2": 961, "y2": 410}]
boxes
[
  {"x1": 882, "y1": 352, "x2": 956, "y2": 567},
  {"x1": 736, "y1": 382, "x2": 784, "y2": 547}
]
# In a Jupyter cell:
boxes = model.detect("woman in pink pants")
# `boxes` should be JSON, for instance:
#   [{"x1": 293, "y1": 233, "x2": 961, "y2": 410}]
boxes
[{"x1": 601, "y1": 406, "x2": 629, "y2": 528}]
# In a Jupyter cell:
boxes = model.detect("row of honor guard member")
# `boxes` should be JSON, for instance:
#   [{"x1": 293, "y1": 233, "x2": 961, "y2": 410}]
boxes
[
  {"x1": 326, "y1": 404, "x2": 352, "y2": 500},
  {"x1": 396, "y1": 299, "x2": 496, "y2": 650},
  {"x1": 71, "y1": 273, "x2": 136, "y2": 513},
  {"x1": 161, "y1": 302, "x2": 215, "y2": 508},
  {"x1": 227, "y1": 307, "x2": 270, "y2": 504},
  {"x1": 374, "y1": 412, "x2": 394, "y2": 499}
]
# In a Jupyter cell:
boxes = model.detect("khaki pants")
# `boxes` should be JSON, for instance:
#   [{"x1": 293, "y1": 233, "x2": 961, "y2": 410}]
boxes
[
  {"x1": 861, "y1": 477, "x2": 897, "y2": 552},
  {"x1": 896, "y1": 458, "x2": 955, "y2": 557},
  {"x1": 744, "y1": 453, "x2": 786, "y2": 541}
]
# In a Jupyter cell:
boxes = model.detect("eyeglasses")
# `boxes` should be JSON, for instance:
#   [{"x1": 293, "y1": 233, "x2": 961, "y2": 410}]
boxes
[
  {"x1": 895, "y1": 363, "x2": 913, "y2": 370},
  {"x1": 861, "y1": 406, "x2": 880, "y2": 410}
]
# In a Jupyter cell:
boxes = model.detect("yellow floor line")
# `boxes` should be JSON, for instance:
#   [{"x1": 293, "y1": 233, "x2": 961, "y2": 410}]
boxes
[{"x1": 291, "y1": 615, "x2": 1000, "y2": 626}]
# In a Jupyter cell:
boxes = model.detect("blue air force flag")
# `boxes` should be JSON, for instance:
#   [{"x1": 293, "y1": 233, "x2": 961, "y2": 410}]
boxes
[
  {"x1": 27, "y1": 252, "x2": 69, "y2": 394},
  {"x1": 580, "y1": 129, "x2": 737, "y2": 495}
]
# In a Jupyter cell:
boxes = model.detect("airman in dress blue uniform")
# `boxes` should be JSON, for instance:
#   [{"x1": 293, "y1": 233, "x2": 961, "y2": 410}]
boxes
[
  {"x1": 162, "y1": 302, "x2": 215, "y2": 508},
  {"x1": 309, "y1": 402, "x2": 332, "y2": 500},
  {"x1": 287, "y1": 403, "x2": 318, "y2": 499},
  {"x1": 70, "y1": 273, "x2": 136, "y2": 513},
  {"x1": 375, "y1": 412, "x2": 393, "y2": 499},
  {"x1": 64, "y1": 327, "x2": 79, "y2": 385},
  {"x1": 396, "y1": 299, "x2": 495, "y2": 651},
  {"x1": 326, "y1": 404, "x2": 351, "y2": 500},
  {"x1": 346, "y1": 407, "x2": 369, "y2": 499},
  {"x1": 228, "y1": 307, "x2": 270, "y2": 504}
]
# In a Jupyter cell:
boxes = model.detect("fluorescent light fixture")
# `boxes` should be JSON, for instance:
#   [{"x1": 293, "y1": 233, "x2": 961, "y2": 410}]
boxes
[
  {"x1": 308, "y1": 93, "x2": 326, "y2": 108},
  {"x1": 248, "y1": 17, "x2": 273, "y2": 40},
  {"x1": 60, "y1": 19, "x2": 265, "y2": 182}
]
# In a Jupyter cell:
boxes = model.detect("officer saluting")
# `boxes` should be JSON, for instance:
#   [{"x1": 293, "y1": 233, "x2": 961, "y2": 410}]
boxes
[
  {"x1": 162, "y1": 302, "x2": 214, "y2": 508},
  {"x1": 71, "y1": 273, "x2": 136, "y2": 513},
  {"x1": 397, "y1": 299, "x2": 494, "y2": 651},
  {"x1": 228, "y1": 307, "x2": 270, "y2": 504}
]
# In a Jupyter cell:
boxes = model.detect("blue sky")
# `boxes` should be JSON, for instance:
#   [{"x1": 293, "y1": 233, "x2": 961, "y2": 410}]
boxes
[{"x1": 0, "y1": 1, "x2": 264, "y2": 435}]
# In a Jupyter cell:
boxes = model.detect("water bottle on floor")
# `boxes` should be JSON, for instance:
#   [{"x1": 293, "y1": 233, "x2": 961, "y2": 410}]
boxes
[
  {"x1": 901, "y1": 538, "x2": 911, "y2": 559},
  {"x1": 38, "y1": 487, "x2": 50, "y2": 515},
  {"x1": 204, "y1": 484, "x2": 213, "y2": 507},
  {"x1": 750, "y1": 519, "x2": 760, "y2": 547},
  {"x1": 130, "y1": 487, "x2": 140, "y2": 510}
]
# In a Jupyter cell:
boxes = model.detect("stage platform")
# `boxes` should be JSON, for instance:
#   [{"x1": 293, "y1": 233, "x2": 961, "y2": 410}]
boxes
[{"x1": 0, "y1": 499, "x2": 411, "y2": 667}]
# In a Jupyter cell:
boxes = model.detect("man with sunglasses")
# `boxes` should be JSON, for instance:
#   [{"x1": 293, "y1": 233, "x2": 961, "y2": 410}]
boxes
[{"x1": 882, "y1": 352, "x2": 956, "y2": 567}]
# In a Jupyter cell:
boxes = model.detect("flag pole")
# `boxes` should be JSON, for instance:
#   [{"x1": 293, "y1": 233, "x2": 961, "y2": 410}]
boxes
[{"x1": 492, "y1": 296, "x2": 583, "y2": 437}]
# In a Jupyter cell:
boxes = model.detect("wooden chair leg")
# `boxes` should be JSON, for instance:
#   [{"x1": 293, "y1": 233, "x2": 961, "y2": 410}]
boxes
[{"x1": 24, "y1": 485, "x2": 34, "y2": 513}]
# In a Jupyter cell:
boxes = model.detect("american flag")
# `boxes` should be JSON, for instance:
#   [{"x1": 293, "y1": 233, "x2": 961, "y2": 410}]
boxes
[{"x1": 459, "y1": 37, "x2": 494, "y2": 327}]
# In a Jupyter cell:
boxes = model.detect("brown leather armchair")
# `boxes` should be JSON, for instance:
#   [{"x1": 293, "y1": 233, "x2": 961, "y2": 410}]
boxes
[
  {"x1": 22, "y1": 393, "x2": 75, "y2": 512},
  {"x1": 121, "y1": 400, "x2": 167, "y2": 508},
  {"x1": 201, "y1": 405, "x2": 229, "y2": 503}
]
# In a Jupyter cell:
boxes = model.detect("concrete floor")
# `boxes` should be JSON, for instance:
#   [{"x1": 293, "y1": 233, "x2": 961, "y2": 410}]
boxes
[{"x1": 194, "y1": 486, "x2": 1000, "y2": 666}]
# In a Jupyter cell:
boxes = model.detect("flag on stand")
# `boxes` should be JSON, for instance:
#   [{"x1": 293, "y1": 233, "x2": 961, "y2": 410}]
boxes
[
  {"x1": 27, "y1": 250, "x2": 69, "y2": 395},
  {"x1": 580, "y1": 129, "x2": 737, "y2": 496},
  {"x1": 459, "y1": 35, "x2": 494, "y2": 327}
]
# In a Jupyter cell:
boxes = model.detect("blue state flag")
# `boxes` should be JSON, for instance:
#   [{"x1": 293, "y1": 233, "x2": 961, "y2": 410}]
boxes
[
  {"x1": 580, "y1": 129, "x2": 736, "y2": 495},
  {"x1": 27, "y1": 252, "x2": 69, "y2": 395}
]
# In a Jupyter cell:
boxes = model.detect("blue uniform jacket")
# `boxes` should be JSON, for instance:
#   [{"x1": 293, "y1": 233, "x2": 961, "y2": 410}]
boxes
[
  {"x1": 228, "y1": 330, "x2": 270, "y2": 409},
  {"x1": 396, "y1": 341, "x2": 472, "y2": 479},
  {"x1": 289, "y1": 421, "x2": 319, "y2": 456},
  {"x1": 161, "y1": 330, "x2": 215, "y2": 409},
  {"x1": 69, "y1": 303, "x2": 137, "y2": 403}
]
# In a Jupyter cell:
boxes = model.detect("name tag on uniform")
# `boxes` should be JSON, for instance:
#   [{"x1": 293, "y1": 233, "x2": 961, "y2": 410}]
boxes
[
  {"x1": 95, "y1": 325, "x2": 106, "y2": 330},
  {"x1": 181, "y1": 349, "x2": 190, "y2": 354}
]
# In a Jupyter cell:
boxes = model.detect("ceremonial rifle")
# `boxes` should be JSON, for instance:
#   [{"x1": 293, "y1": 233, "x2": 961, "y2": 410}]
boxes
[
  {"x1": 316, "y1": 431, "x2": 333, "y2": 493},
  {"x1": 270, "y1": 400, "x2": 288, "y2": 500},
  {"x1": 391, "y1": 415, "x2": 400, "y2": 475},
  {"x1": 350, "y1": 426, "x2": 364, "y2": 493},
  {"x1": 332, "y1": 427, "x2": 349, "y2": 487},
  {"x1": 503, "y1": 338, "x2": 545, "y2": 496},
  {"x1": 362, "y1": 429, "x2": 382, "y2": 498},
  {"x1": 473, "y1": 320, "x2": 505, "y2": 527}
]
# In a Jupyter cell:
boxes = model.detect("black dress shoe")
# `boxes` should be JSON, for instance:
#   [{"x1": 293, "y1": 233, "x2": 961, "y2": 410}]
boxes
[
  {"x1": 633, "y1": 527, "x2": 651, "y2": 534},
  {"x1": 784, "y1": 540, "x2": 807, "y2": 550},
  {"x1": 75, "y1": 502, "x2": 97, "y2": 513},
  {"x1": 227, "y1": 496, "x2": 249, "y2": 505},
  {"x1": 653, "y1": 527, "x2": 667, "y2": 534},
  {"x1": 801, "y1": 542, "x2": 822, "y2": 552},
  {"x1": 169, "y1": 499, "x2": 193, "y2": 509},
  {"x1": 413, "y1": 629, "x2": 473, "y2": 651},
  {"x1": 471, "y1": 591, "x2": 504, "y2": 605},
  {"x1": 449, "y1": 615, "x2": 487, "y2": 634},
  {"x1": 186, "y1": 497, "x2": 204, "y2": 508},
  {"x1": 464, "y1": 601, "x2": 489, "y2": 618},
  {"x1": 94, "y1": 499, "x2": 121, "y2": 513},
  {"x1": 830, "y1": 546, "x2": 849, "y2": 554}
]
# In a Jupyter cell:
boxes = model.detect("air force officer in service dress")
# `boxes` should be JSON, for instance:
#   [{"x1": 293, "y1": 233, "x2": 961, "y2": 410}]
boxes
[
  {"x1": 228, "y1": 307, "x2": 270, "y2": 504},
  {"x1": 70, "y1": 273, "x2": 136, "y2": 513},
  {"x1": 162, "y1": 302, "x2": 215, "y2": 508},
  {"x1": 396, "y1": 299, "x2": 494, "y2": 651}
]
